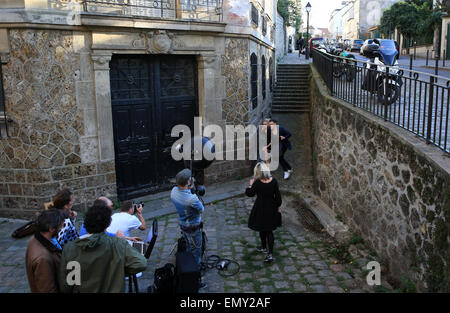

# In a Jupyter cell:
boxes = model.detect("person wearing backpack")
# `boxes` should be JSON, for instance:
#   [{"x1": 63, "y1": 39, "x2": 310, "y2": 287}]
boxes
[{"x1": 170, "y1": 168, "x2": 206, "y2": 290}]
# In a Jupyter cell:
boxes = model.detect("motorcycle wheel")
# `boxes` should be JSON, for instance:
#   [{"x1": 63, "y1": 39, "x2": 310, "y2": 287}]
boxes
[
  {"x1": 333, "y1": 59, "x2": 344, "y2": 78},
  {"x1": 377, "y1": 82, "x2": 400, "y2": 105}
]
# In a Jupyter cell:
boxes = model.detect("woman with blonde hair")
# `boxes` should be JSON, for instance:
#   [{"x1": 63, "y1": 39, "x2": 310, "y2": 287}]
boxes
[{"x1": 245, "y1": 162, "x2": 282, "y2": 262}]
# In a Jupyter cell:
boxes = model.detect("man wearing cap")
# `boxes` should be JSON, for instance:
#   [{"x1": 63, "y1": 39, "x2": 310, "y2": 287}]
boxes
[{"x1": 170, "y1": 168, "x2": 206, "y2": 288}]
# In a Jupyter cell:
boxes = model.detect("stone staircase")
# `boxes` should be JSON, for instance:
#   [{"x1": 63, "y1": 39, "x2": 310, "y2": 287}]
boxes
[{"x1": 272, "y1": 64, "x2": 311, "y2": 113}]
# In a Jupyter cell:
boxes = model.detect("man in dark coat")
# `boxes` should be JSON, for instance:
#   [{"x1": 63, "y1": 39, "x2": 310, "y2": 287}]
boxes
[
  {"x1": 268, "y1": 119, "x2": 293, "y2": 179},
  {"x1": 298, "y1": 37, "x2": 305, "y2": 57}
]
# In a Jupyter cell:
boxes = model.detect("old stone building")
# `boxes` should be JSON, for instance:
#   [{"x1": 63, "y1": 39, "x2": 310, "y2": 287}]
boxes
[{"x1": 0, "y1": 0, "x2": 278, "y2": 217}]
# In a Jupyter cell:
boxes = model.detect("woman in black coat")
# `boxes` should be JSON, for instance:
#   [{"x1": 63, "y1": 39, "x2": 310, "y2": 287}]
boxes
[{"x1": 245, "y1": 162, "x2": 282, "y2": 262}]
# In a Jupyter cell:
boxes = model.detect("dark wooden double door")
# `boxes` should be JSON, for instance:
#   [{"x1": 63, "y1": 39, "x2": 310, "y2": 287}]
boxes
[{"x1": 110, "y1": 55, "x2": 197, "y2": 200}]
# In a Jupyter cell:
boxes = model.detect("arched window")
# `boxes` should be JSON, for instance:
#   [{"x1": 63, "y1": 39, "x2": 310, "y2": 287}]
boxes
[
  {"x1": 269, "y1": 57, "x2": 274, "y2": 93},
  {"x1": 261, "y1": 56, "x2": 266, "y2": 100},
  {"x1": 251, "y1": 53, "x2": 258, "y2": 109}
]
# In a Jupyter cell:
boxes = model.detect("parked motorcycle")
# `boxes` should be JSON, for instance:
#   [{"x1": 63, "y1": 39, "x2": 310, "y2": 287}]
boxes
[
  {"x1": 331, "y1": 43, "x2": 357, "y2": 82},
  {"x1": 361, "y1": 39, "x2": 403, "y2": 105}
]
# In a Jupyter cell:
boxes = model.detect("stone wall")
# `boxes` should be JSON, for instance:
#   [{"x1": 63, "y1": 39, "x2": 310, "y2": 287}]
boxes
[
  {"x1": 310, "y1": 67, "x2": 449, "y2": 292},
  {"x1": 0, "y1": 29, "x2": 116, "y2": 218},
  {"x1": 275, "y1": 11, "x2": 286, "y2": 62},
  {"x1": 222, "y1": 37, "x2": 249, "y2": 125}
]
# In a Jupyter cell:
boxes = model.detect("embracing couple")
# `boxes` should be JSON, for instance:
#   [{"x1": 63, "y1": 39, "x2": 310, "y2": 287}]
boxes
[{"x1": 260, "y1": 118, "x2": 293, "y2": 180}]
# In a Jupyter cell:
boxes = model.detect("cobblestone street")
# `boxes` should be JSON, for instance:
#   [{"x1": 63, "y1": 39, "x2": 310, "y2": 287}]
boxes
[
  {"x1": 0, "y1": 191, "x2": 390, "y2": 293},
  {"x1": 131, "y1": 193, "x2": 388, "y2": 293}
]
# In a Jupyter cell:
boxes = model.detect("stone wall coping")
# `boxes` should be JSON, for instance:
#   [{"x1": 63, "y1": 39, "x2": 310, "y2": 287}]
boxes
[{"x1": 311, "y1": 65, "x2": 450, "y2": 178}]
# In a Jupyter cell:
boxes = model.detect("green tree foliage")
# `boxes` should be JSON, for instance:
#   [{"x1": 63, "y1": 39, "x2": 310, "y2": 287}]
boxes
[
  {"x1": 278, "y1": 0, "x2": 302, "y2": 31},
  {"x1": 379, "y1": 0, "x2": 443, "y2": 45}
]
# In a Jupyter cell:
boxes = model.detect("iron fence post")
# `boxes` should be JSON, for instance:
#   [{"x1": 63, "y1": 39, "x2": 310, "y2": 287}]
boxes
[
  {"x1": 427, "y1": 76, "x2": 435, "y2": 144},
  {"x1": 352, "y1": 60, "x2": 357, "y2": 106},
  {"x1": 409, "y1": 54, "x2": 413, "y2": 72},
  {"x1": 426, "y1": 50, "x2": 429, "y2": 66},
  {"x1": 384, "y1": 66, "x2": 389, "y2": 121},
  {"x1": 330, "y1": 56, "x2": 334, "y2": 95},
  {"x1": 435, "y1": 57, "x2": 439, "y2": 76},
  {"x1": 414, "y1": 42, "x2": 417, "y2": 60}
]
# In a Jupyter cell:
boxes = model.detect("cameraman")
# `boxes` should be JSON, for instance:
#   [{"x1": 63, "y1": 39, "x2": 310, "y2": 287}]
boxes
[
  {"x1": 171, "y1": 169, "x2": 205, "y2": 267},
  {"x1": 106, "y1": 200, "x2": 146, "y2": 237}
]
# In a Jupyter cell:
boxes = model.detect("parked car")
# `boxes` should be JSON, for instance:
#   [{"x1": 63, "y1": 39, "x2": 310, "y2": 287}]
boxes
[
  {"x1": 360, "y1": 39, "x2": 374, "y2": 56},
  {"x1": 350, "y1": 39, "x2": 364, "y2": 52},
  {"x1": 361, "y1": 39, "x2": 400, "y2": 59},
  {"x1": 309, "y1": 37, "x2": 325, "y2": 54}
]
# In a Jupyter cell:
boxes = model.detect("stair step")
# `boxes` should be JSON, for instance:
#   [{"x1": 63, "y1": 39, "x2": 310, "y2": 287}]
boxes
[
  {"x1": 272, "y1": 109, "x2": 311, "y2": 113},
  {"x1": 273, "y1": 102, "x2": 311, "y2": 106},
  {"x1": 276, "y1": 81, "x2": 309, "y2": 83},
  {"x1": 277, "y1": 70, "x2": 310, "y2": 72},
  {"x1": 274, "y1": 95, "x2": 310, "y2": 98},
  {"x1": 272, "y1": 105, "x2": 311, "y2": 108},
  {"x1": 277, "y1": 64, "x2": 311, "y2": 69},
  {"x1": 273, "y1": 90, "x2": 310, "y2": 94},
  {"x1": 275, "y1": 84, "x2": 309, "y2": 88},
  {"x1": 273, "y1": 100, "x2": 310, "y2": 104},
  {"x1": 276, "y1": 78, "x2": 309, "y2": 80}
]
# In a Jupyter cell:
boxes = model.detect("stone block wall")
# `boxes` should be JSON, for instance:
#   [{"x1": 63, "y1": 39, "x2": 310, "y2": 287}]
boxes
[
  {"x1": 0, "y1": 162, "x2": 116, "y2": 218},
  {"x1": 275, "y1": 11, "x2": 286, "y2": 62},
  {"x1": 222, "y1": 37, "x2": 250, "y2": 125},
  {"x1": 310, "y1": 67, "x2": 449, "y2": 292},
  {"x1": 0, "y1": 29, "x2": 116, "y2": 218}
]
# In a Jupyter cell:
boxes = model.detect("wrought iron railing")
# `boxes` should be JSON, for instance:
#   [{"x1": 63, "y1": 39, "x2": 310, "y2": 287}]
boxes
[
  {"x1": 48, "y1": 0, "x2": 223, "y2": 22},
  {"x1": 312, "y1": 48, "x2": 450, "y2": 154}
]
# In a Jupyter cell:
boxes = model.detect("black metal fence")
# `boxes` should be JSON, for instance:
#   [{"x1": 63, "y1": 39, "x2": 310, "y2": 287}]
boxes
[
  {"x1": 312, "y1": 48, "x2": 450, "y2": 154},
  {"x1": 48, "y1": 0, "x2": 223, "y2": 22}
]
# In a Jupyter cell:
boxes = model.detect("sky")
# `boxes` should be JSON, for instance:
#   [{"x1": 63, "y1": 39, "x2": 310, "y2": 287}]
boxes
[{"x1": 301, "y1": 0, "x2": 343, "y2": 29}]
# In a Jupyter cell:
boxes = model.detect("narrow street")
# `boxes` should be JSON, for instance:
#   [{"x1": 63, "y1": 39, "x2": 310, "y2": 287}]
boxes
[{"x1": 0, "y1": 55, "x2": 393, "y2": 294}]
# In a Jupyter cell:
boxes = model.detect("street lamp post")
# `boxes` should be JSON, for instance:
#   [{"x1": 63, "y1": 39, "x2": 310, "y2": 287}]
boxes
[{"x1": 305, "y1": 2, "x2": 311, "y2": 60}]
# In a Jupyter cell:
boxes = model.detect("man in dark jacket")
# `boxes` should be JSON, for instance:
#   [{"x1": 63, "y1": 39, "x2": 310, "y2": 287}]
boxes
[
  {"x1": 58, "y1": 203, "x2": 147, "y2": 293},
  {"x1": 26, "y1": 209, "x2": 65, "y2": 293},
  {"x1": 269, "y1": 119, "x2": 293, "y2": 179},
  {"x1": 298, "y1": 37, "x2": 305, "y2": 57}
]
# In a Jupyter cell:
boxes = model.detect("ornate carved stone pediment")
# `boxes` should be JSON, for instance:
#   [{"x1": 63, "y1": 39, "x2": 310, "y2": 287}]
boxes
[{"x1": 147, "y1": 31, "x2": 175, "y2": 54}]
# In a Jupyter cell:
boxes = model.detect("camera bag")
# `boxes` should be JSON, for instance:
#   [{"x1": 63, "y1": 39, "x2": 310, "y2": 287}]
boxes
[
  {"x1": 11, "y1": 221, "x2": 37, "y2": 238},
  {"x1": 175, "y1": 251, "x2": 201, "y2": 293},
  {"x1": 148, "y1": 263, "x2": 176, "y2": 293}
]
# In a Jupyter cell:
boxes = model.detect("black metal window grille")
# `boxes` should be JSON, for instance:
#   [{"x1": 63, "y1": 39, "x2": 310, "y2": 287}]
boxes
[
  {"x1": 251, "y1": 3, "x2": 259, "y2": 26},
  {"x1": 262, "y1": 55, "x2": 266, "y2": 100},
  {"x1": 312, "y1": 48, "x2": 450, "y2": 154},
  {"x1": 269, "y1": 57, "x2": 273, "y2": 93},
  {"x1": 262, "y1": 15, "x2": 267, "y2": 36},
  {"x1": 251, "y1": 53, "x2": 258, "y2": 109}
]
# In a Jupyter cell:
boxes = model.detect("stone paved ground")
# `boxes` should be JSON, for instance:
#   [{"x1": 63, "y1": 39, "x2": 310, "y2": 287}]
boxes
[
  {"x1": 127, "y1": 193, "x2": 393, "y2": 293},
  {"x1": 0, "y1": 218, "x2": 30, "y2": 293},
  {"x1": 278, "y1": 52, "x2": 313, "y2": 65}
]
